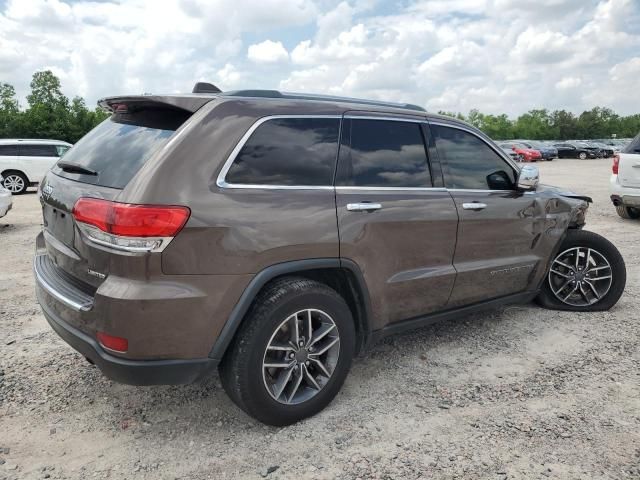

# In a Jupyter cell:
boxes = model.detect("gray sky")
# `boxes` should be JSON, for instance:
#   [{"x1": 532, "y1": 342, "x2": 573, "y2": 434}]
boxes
[{"x1": 0, "y1": 0, "x2": 638, "y2": 116}]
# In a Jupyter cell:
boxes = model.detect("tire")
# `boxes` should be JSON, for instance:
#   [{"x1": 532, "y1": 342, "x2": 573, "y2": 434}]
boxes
[
  {"x1": 578, "y1": 152, "x2": 587, "y2": 160},
  {"x1": 536, "y1": 230, "x2": 626, "y2": 312},
  {"x1": 616, "y1": 205, "x2": 640, "y2": 220},
  {"x1": 517, "y1": 154, "x2": 524, "y2": 162},
  {"x1": 219, "y1": 277, "x2": 356, "y2": 426},
  {"x1": 2, "y1": 171, "x2": 28, "y2": 194}
]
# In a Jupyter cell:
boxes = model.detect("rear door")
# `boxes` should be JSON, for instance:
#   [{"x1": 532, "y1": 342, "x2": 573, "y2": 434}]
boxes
[
  {"x1": 335, "y1": 114, "x2": 459, "y2": 331},
  {"x1": 618, "y1": 134, "x2": 640, "y2": 188},
  {"x1": 18, "y1": 144, "x2": 60, "y2": 182},
  {"x1": 430, "y1": 122, "x2": 544, "y2": 307}
]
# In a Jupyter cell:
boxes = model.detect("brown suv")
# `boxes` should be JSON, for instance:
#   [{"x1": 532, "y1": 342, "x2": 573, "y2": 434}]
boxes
[{"x1": 34, "y1": 87, "x2": 626, "y2": 425}]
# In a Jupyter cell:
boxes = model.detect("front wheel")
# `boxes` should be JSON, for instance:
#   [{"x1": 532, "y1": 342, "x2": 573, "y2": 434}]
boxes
[
  {"x1": 220, "y1": 277, "x2": 356, "y2": 426},
  {"x1": 578, "y1": 152, "x2": 587, "y2": 160},
  {"x1": 537, "y1": 230, "x2": 626, "y2": 311}
]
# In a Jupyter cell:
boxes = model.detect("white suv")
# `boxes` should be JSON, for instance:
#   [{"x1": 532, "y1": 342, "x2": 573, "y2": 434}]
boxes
[
  {"x1": 0, "y1": 139, "x2": 72, "y2": 194},
  {"x1": 0, "y1": 174, "x2": 12, "y2": 218},
  {"x1": 610, "y1": 133, "x2": 640, "y2": 219}
]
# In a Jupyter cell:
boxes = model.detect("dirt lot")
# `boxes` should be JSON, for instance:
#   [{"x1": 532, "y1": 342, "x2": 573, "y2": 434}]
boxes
[{"x1": 1, "y1": 158, "x2": 638, "y2": 480}]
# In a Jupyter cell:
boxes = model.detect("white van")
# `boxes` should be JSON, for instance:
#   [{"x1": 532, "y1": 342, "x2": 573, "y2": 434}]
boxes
[{"x1": 0, "y1": 139, "x2": 72, "y2": 194}]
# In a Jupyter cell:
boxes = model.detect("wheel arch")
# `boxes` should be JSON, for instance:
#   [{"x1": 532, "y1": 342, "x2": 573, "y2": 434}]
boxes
[{"x1": 209, "y1": 258, "x2": 373, "y2": 362}]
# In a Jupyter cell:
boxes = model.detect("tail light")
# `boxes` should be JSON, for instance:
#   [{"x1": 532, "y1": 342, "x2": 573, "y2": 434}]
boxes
[
  {"x1": 72, "y1": 198, "x2": 190, "y2": 253},
  {"x1": 612, "y1": 154, "x2": 620, "y2": 175}
]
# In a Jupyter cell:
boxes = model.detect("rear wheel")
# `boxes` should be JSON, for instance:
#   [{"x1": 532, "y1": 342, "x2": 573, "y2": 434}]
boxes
[
  {"x1": 615, "y1": 205, "x2": 640, "y2": 219},
  {"x1": 537, "y1": 230, "x2": 626, "y2": 311},
  {"x1": 220, "y1": 277, "x2": 356, "y2": 426},
  {"x1": 2, "y1": 171, "x2": 28, "y2": 194}
]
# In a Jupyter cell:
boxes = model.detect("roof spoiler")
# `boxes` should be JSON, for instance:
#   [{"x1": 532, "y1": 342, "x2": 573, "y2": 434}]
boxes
[{"x1": 192, "y1": 82, "x2": 221, "y2": 94}]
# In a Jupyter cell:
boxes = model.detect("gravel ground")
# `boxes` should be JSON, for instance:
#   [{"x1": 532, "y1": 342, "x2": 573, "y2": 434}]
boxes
[{"x1": 1, "y1": 158, "x2": 639, "y2": 480}]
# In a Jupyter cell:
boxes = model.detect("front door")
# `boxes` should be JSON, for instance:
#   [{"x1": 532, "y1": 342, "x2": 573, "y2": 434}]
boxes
[
  {"x1": 335, "y1": 115, "x2": 459, "y2": 331},
  {"x1": 430, "y1": 122, "x2": 545, "y2": 308}
]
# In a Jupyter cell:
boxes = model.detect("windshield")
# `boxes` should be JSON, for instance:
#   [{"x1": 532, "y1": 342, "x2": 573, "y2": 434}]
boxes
[{"x1": 52, "y1": 108, "x2": 189, "y2": 189}]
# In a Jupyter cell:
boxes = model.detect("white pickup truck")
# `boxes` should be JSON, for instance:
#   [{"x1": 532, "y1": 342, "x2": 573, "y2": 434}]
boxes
[{"x1": 610, "y1": 133, "x2": 640, "y2": 219}]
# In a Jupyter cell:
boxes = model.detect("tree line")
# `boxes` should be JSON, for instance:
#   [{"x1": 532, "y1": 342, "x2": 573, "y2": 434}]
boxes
[
  {"x1": 1, "y1": 70, "x2": 639, "y2": 144},
  {"x1": 438, "y1": 108, "x2": 640, "y2": 141},
  {"x1": 0, "y1": 71, "x2": 109, "y2": 144}
]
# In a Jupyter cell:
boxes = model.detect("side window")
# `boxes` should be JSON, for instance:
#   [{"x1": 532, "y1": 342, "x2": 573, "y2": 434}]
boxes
[
  {"x1": 19, "y1": 144, "x2": 58, "y2": 157},
  {"x1": 0, "y1": 145, "x2": 18, "y2": 156},
  {"x1": 337, "y1": 119, "x2": 432, "y2": 188},
  {"x1": 432, "y1": 125, "x2": 516, "y2": 190},
  {"x1": 224, "y1": 117, "x2": 340, "y2": 186},
  {"x1": 55, "y1": 145, "x2": 70, "y2": 157}
]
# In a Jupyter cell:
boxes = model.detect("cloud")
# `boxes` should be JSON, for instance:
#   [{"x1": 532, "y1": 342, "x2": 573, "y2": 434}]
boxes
[
  {"x1": 248, "y1": 40, "x2": 289, "y2": 63},
  {"x1": 0, "y1": 0, "x2": 639, "y2": 117}
]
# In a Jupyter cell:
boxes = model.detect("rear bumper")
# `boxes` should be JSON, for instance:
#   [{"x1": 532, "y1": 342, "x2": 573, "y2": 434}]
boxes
[
  {"x1": 610, "y1": 175, "x2": 640, "y2": 206},
  {"x1": 37, "y1": 285, "x2": 217, "y2": 385}
]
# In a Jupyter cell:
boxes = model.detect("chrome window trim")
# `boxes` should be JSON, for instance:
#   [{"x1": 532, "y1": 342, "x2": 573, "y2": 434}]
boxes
[
  {"x1": 216, "y1": 115, "x2": 342, "y2": 190},
  {"x1": 428, "y1": 121, "x2": 520, "y2": 172}
]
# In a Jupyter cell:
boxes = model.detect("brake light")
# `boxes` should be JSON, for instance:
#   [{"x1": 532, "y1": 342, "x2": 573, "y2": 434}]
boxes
[
  {"x1": 97, "y1": 331, "x2": 128, "y2": 353},
  {"x1": 612, "y1": 154, "x2": 620, "y2": 175},
  {"x1": 72, "y1": 198, "x2": 190, "y2": 252}
]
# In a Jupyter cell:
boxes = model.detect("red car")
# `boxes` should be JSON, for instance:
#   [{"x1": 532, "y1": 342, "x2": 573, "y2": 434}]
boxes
[{"x1": 499, "y1": 142, "x2": 542, "y2": 162}]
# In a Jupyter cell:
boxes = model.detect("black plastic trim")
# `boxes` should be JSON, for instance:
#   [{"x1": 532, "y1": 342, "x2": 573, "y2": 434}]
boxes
[
  {"x1": 38, "y1": 287, "x2": 216, "y2": 385},
  {"x1": 370, "y1": 291, "x2": 538, "y2": 343},
  {"x1": 208, "y1": 258, "x2": 373, "y2": 361}
]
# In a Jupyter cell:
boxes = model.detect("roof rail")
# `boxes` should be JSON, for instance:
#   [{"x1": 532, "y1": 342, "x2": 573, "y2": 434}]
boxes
[{"x1": 221, "y1": 89, "x2": 426, "y2": 112}]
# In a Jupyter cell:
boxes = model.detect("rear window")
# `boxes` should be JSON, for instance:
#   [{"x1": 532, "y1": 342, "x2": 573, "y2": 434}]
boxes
[
  {"x1": 52, "y1": 107, "x2": 190, "y2": 189},
  {"x1": 623, "y1": 133, "x2": 640, "y2": 154}
]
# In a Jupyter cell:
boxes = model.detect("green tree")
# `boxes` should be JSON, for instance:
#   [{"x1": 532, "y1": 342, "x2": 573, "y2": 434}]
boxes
[{"x1": 0, "y1": 83, "x2": 22, "y2": 137}]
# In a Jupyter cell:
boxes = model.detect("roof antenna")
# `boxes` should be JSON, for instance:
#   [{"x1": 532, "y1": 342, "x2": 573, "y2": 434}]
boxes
[{"x1": 192, "y1": 82, "x2": 221, "y2": 94}]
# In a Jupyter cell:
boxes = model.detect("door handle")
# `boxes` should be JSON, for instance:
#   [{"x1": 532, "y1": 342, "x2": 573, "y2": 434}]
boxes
[
  {"x1": 462, "y1": 202, "x2": 487, "y2": 211},
  {"x1": 347, "y1": 202, "x2": 382, "y2": 212}
]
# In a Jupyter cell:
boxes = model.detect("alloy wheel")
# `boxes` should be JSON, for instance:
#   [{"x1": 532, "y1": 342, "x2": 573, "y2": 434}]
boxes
[
  {"x1": 262, "y1": 308, "x2": 340, "y2": 405},
  {"x1": 3, "y1": 174, "x2": 25, "y2": 193},
  {"x1": 548, "y1": 246, "x2": 612, "y2": 307}
]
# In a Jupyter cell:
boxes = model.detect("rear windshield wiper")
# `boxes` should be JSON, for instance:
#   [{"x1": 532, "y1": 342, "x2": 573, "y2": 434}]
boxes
[{"x1": 57, "y1": 161, "x2": 98, "y2": 176}]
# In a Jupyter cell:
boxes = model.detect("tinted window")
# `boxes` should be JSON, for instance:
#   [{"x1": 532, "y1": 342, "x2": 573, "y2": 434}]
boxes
[
  {"x1": 225, "y1": 118, "x2": 340, "y2": 186},
  {"x1": 432, "y1": 125, "x2": 516, "y2": 190},
  {"x1": 337, "y1": 119, "x2": 431, "y2": 187},
  {"x1": 0, "y1": 145, "x2": 18, "y2": 156},
  {"x1": 52, "y1": 108, "x2": 190, "y2": 189},
  {"x1": 20, "y1": 144, "x2": 58, "y2": 157}
]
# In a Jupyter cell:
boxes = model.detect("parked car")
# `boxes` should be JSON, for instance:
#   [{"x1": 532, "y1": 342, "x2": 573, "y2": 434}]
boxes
[
  {"x1": 498, "y1": 142, "x2": 542, "y2": 162},
  {"x1": 0, "y1": 139, "x2": 72, "y2": 194},
  {"x1": 500, "y1": 146, "x2": 520, "y2": 161},
  {"x1": 554, "y1": 142, "x2": 597, "y2": 159},
  {"x1": 0, "y1": 174, "x2": 12, "y2": 218},
  {"x1": 610, "y1": 132, "x2": 640, "y2": 219},
  {"x1": 588, "y1": 142, "x2": 615, "y2": 158},
  {"x1": 34, "y1": 86, "x2": 627, "y2": 425},
  {"x1": 516, "y1": 141, "x2": 557, "y2": 161}
]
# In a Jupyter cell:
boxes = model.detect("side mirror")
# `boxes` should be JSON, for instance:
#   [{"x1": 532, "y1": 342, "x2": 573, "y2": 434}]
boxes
[{"x1": 517, "y1": 164, "x2": 539, "y2": 191}]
